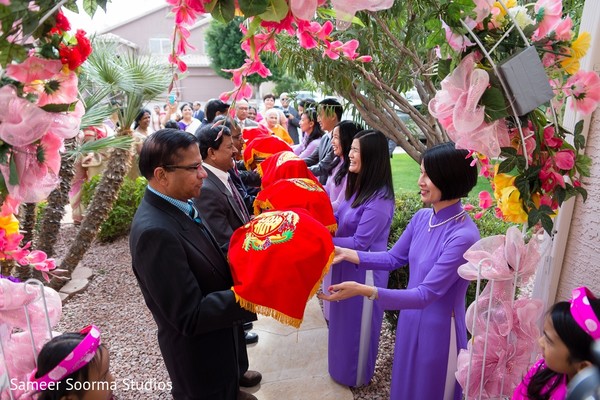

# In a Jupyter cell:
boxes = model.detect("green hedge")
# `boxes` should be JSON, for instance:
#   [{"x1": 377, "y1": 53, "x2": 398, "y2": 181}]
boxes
[
  {"x1": 385, "y1": 192, "x2": 514, "y2": 329},
  {"x1": 82, "y1": 176, "x2": 147, "y2": 242}
]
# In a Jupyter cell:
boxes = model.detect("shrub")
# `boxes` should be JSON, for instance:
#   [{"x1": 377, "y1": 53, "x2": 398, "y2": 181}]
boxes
[
  {"x1": 385, "y1": 192, "x2": 515, "y2": 329},
  {"x1": 82, "y1": 176, "x2": 147, "y2": 242}
]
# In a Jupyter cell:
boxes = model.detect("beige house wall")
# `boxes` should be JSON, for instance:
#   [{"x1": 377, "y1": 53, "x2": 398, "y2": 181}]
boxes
[
  {"x1": 548, "y1": 0, "x2": 600, "y2": 302},
  {"x1": 555, "y1": 110, "x2": 600, "y2": 301}
]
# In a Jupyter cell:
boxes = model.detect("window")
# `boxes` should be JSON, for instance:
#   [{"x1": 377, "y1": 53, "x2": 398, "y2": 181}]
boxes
[{"x1": 149, "y1": 38, "x2": 171, "y2": 55}]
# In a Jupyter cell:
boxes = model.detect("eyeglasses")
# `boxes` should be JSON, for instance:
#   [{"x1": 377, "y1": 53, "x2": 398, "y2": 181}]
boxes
[
  {"x1": 280, "y1": 98, "x2": 289, "y2": 101},
  {"x1": 162, "y1": 163, "x2": 203, "y2": 172}
]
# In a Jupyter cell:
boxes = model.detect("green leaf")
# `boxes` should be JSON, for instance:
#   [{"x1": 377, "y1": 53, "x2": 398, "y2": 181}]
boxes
[
  {"x1": 426, "y1": 28, "x2": 445, "y2": 49},
  {"x1": 210, "y1": 0, "x2": 236, "y2": 23},
  {"x1": 83, "y1": 0, "x2": 98, "y2": 17},
  {"x1": 480, "y1": 86, "x2": 509, "y2": 122},
  {"x1": 437, "y1": 59, "x2": 451, "y2": 80},
  {"x1": 539, "y1": 213, "x2": 554, "y2": 235},
  {"x1": 96, "y1": 0, "x2": 110, "y2": 12},
  {"x1": 514, "y1": 175, "x2": 531, "y2": 202},
  {"x1": 425, "y1": 18, "x2": 441, "y2": 31},
  {"x1": 239, "y1": 0, "x2": 269, "y2": 16},
  {"x1": 244, "y1": 15, "x2": 263, "y2": 38},
  {"x1": 574, "y1": 119, "x2": 584, "y2": 136},
  {"x1": 0, "y1": 40, "x2": 28, "y2": 67},
  {"x1": 527, "y1": 207, "x2": 540, "y2": 228},
  {"x1": 259, "y1": 0, "x2": 289, "y2": 22},
  {"x1": 63, "y1": 1, "x2": 79, "y2": 13},
  {"x1": 576, "y1": 154, "x2": 591, "y2": 177},
  {"x1": 498, "y1": 156, "x2": 518, "y2": 174},
  {"x1": 8, "y1": 154, "x2": 18, "y2": 186},
  {"x1": 575, "y1": 186, "x2": 588, "y2": 202},
  {"x1": 500, "y1": 146, "x2": 517, "y2": 157},
  {"x1": 318, "y1": 8, "x2": 365, "y2": 27},
  {"x1": 40, "y1": 102, "x2": 78, "y2": 113}
]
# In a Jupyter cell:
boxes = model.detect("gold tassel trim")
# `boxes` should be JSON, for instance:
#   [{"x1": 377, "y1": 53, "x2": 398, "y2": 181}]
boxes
[
  {"x1": 252, "y1": 198, "x2": 274, "y2": 215},
  {"x1": 232, "y1": 249, "x2": 335, "y2": 329}
]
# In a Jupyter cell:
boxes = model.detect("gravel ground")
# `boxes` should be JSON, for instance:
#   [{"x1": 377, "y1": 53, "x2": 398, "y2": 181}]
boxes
[{"x1": 53, "y1": 225, "x2": 394, "y2": 399}]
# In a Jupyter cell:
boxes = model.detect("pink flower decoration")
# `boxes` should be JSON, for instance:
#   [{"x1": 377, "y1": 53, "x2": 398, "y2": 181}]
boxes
[
  {"x1": 551, "y1": 16, "x2": 573, "y2": 41},
  {"x1": 479, "y1": 191, "x2": 493, "y2": 209},
  {"x1": 246, "y1": 58, "x2": 271, "y2": 78},
  {"x1": 428, "y1": 53, "x2": 510, "y2": 158},
  {"x1": 554, "y1": 149, "x2": 575, "y2": 170},
  {"x1": 49, "y1": 99, "x2": 84, "y2": 139},
  {"x1": 543, "y1": 125, "x2": 563, "y2": 149},
  {"x1": 0, "y1": 196, "x2": 20, "y2": 217},
  {"x1": 533, "y1": 0, "x2": 562, "y2": 39},
  {"x1": 442, "y1": 20, "x2": 474, "y2": 52},
  {"x1": 290, "y1": 0, "x2": 318, "y2": 21},
  {"x1": 472, "y1": 0, "x2": 494, "y2": 23},
  {"x1": 5, "y1": 56, "x2": 63, "y2": 83},
  {"x1": 0, "y1": 86, "x2": 54, "y2": 147},
  {"x1": 539, "y1": 159, "x2": 566, "y2": 192},
  {"x1": 564, "y1": 70, "x2": 600, "y2": 115},
  {"x1": 329, "y1": 0, "x2": 394, "y2": 26},
  {"x1": 34, "y1": 70, "x2": 79, "y2": 107}
]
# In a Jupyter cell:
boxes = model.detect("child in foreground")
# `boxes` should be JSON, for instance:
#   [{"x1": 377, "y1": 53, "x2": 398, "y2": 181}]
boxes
[
  {"x1": 512, "y1": 286, "x2": 600, "y2": 400},
  {"x1": 28, "y1": 325, "x2": 114, "y2": 400}
]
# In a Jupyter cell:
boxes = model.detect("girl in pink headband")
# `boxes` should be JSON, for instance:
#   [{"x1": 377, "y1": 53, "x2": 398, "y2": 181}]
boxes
[
  {"x1": 512, "y1": 287, "x2": 600, "y2": 400},
  {"x1": 29, "y1": 325, "x2": 114, "y2": 400}
]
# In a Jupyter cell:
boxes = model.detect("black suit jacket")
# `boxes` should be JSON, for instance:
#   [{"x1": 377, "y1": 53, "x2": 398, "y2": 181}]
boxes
[
  {"x1": 130, "y1": 189, "x2": 255, "y2": 399},
  {"x1": 193, "y1": 169, "x2": 247, "y2": 253}
]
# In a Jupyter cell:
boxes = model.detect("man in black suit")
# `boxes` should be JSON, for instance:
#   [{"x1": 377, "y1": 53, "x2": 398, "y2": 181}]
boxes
[
  {"x1": 130, "y1": 129, "x2": 260, "y2": 400},
  {"x1": 194, "y1": 121, "x2": 260, "y2": 347}
]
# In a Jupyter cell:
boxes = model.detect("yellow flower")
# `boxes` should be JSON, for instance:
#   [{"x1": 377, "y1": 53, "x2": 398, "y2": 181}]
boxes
[
  {"x1": 571, "y1": 32, "x2": 591, "y2": 60},
  {"x1": 0, "y1": 214, "x2": 20, "y2": 236},
  {"x1": 560, "y1": 55, "x2": 580, "y2": 75},
  {"x1": 492, "y1": 169, "x2": 516, "y2": 200},
  {"x1": 493, "y1": 0, "x2": 516, "y2": 16},
  {"x1": 498, "y1": 186, "x2": 528, "y2": 223}
]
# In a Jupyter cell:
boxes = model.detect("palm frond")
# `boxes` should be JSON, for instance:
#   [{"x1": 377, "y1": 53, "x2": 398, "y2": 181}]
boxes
[
  {"x1": 66, "y1": 136, "x2": 134, "y2": 159},
  {"x1": 80, "y1": 103, "x2": 114, "y2": 130}
]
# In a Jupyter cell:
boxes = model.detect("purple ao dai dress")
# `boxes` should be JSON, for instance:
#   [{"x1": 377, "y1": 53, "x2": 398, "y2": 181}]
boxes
[
  {"x1": 356, "y1": 201, "x2": 479, "y2": 399},
  {"x1": 327, "y1": 191, "x2": 395, "y2": 387},
  {"x1": 324, "y1": 159, "x2": 347, "y2": 212}
]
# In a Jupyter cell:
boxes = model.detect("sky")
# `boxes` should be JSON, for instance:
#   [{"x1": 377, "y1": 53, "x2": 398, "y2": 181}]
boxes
[{"x1": 64, "y1": 0, "x2": 166, "y2": 33}]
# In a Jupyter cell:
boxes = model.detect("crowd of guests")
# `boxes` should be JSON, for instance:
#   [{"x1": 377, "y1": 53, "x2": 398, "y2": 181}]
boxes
[{"x1": 51, "y1": 93, "x2": 600, "y2": 400}]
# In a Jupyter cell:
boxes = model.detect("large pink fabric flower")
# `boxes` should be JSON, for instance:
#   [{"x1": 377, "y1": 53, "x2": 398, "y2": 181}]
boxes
[
  {"x1": 5, "y1": 55, "x2": 62, "y2": 83},
  {"x1": 330, "y1": 0, "x2": 394, "y2": 26},
  {"x1": 428, "y1": 53, "x2": 509, "y2": 158},
  {"x1": 49, "y1": 99, "x2": 85, "y2": 139},
  {"x1": 564, "y1": 70, "x2": 600, "y2": 115},
  {"x1": 533, "y1": 0, "x2": 562, "y2": 39},
  {"x1": 34, "y1": 70, "x2": 79, "y2": 107},
  {"x1": 0, "y1": 86, "x2": 54, "y2": 147}
]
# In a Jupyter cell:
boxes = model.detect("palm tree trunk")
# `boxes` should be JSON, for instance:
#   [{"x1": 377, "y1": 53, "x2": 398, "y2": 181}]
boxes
[
  {"x1": 14, "y1": 203, "x2": 37, "y2": 281},
  {"x1": 49, "y1": 131, "x2": 133, "y2": 290},
  {"x1": 37, "y1": 139, "x2": 77, "y2": 258}
]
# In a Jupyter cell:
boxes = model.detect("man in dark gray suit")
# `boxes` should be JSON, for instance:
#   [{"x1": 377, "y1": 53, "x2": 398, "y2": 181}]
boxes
[
  {"x1": 234, "y1": 100, "x2": 258, "y2": 128},
  {"x1": 303, "y1": 98, "x2": 343, "y2": 184},
  {"x1": 279, "y1": 92, "x2": 300, "y2": 144},
  {"x1": 130, "y1": 129, "x2": 259, "y2": 400}
]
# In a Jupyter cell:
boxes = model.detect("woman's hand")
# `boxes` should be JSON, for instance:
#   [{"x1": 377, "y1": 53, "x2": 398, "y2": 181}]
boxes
[
  {"x1": 333, "y1": 246, "x2": 359, "y2": 265},
  {"x1": 317, "y1": 281, "x2": 372, "y2": 302}
]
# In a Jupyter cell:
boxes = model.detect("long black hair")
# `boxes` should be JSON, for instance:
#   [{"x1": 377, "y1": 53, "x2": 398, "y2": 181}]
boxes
[
  {"x1": 35, "y1": 333, "x2": 107, "y2": 400},
  {"x1": 527, "y1": 299, "x2": 600, "y2": 400},
  {"x1": 333, "y1": 121, "x2": 362, "y2": 186},
  {"x1": 345, "y1": 129, "x2": 394, "y2": 207},
  {"x1": 302, "y1": 108, "x2": 323, "y2": 147}
]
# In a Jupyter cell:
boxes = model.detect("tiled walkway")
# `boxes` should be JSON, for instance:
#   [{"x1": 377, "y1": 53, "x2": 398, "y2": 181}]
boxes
[{"x1": 242, "y1": 297, "x2": 352, "y2": 399}]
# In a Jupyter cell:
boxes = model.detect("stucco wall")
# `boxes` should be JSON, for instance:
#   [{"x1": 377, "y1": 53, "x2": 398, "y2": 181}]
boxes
[{"x1": 556, "y1": 109, "x2": 600, "y2": 301}]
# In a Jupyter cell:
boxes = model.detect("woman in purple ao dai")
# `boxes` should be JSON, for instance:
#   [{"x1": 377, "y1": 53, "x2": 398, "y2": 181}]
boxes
[
  {"x1": 325, "y1": 130, "x2": 395, "y2": 387},
  {"x1": 320, "y1": 142, "x2": 480, "y2": 400},
  {"x1": 324, "y1": 121, "x2": 362, "y2": 212}
]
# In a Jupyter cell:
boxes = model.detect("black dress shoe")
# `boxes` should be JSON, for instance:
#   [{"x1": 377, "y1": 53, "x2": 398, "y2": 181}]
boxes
[
  {"x1": 239, "y1": 370, "x2": 262, "y2": 387},
  {"x1": 245, "y1": 331, "x2": 258, "y2": 344},
  {"x1": 243, "y1": 322, "x2": 253, "y2": 331}
]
